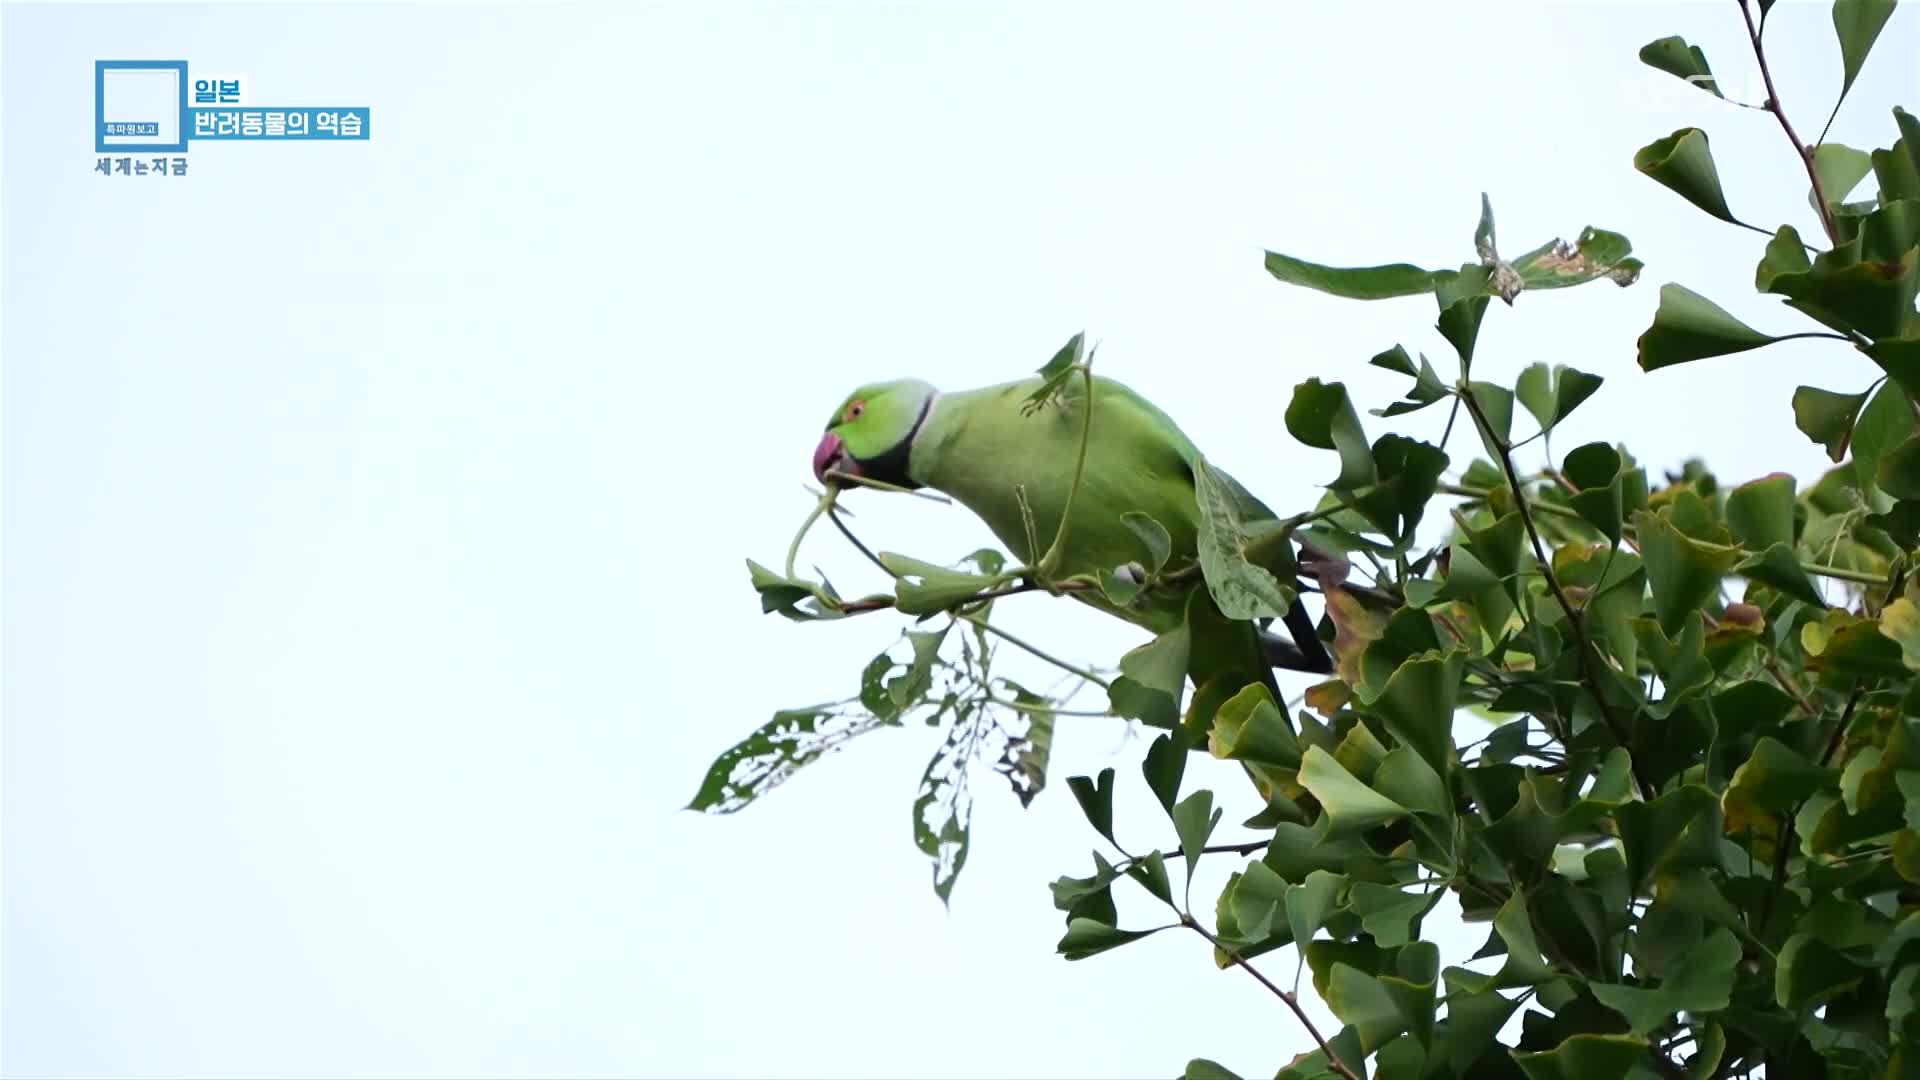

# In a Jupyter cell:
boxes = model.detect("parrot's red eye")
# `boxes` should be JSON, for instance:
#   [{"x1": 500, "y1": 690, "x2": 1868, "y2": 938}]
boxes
[{"x1": 845, "y1": 400, "x2": 866, "y2": 422}]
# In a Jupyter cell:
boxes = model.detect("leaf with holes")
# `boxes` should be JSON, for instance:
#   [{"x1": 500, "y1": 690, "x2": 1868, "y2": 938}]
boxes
[
  {"x1": 1509, "y1": 228, "x2": 1642, "y2": 292},
  {"x1": 689, "y1": 708, "x2": 893, "y2": 813},
  {"x1": 995, "y1": 680, "x2": 1054, "y2": 808},
  {"x1": 912, "y1": 709, "x2": 981, "y2": 905}
]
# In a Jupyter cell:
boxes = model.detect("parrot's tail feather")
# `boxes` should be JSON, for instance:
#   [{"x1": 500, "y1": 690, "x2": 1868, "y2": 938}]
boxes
[{"x1": 1262, "y1": 604, "x2": 1333, "y2": 675}]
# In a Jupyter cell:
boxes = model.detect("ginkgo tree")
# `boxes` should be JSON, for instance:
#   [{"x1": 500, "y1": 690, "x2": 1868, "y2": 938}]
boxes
[{"x1": 695, "y1": 1, "x2": 1920, "y2": 1076}]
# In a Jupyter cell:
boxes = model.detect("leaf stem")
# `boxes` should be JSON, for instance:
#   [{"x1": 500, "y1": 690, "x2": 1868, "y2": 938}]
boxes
[
  {"x1": 786, "y1": 493, "x2": 834, "y2": 580},
  {"x1": 1169, "y1": 839, "x2": 1271, "y2": 862},
  {"x1": 1037, "y1": 362, "x2": 1097, "y2": 581},
  {"x1": 1801, "y1": 561, "x2": 1886, "y2": 586},
  {"x1": 1771, "y1": 331, "x2": 1856, "y2": 344},
  {"x1": 1762, "y1": 655, "x2": 1819, "y2": 716},
  {"x1": 833, "y1": 576, "x2": 1090, "y2": 616},
  {"x1": 1759, "y1": 683, "x2": 1864, "y2": 938},
  {"x1": 1737, "y1": 0, "x2": 1840, "y2": 245},
  {"x1": 986, "y1": 695, "x2": 1113, "y2": 719},
  {"x1": 1442, "y1": 483, "x2": 1585, "y2": 521},
  {"x1": 1440, "y1": 396, "x2": 1463, "y2": 450},
  {"x1": 823, "y1": 470, "x2": 953, "y2": 503},
  {"x1": 828, "y1": 507, "x2": 894, "y2": 577},
  {"x1": 1182, "y1": 917, "x2": 1362, "y2": 1080},
  {"x1": 1732, "y1": 219, "x2": 1798, "y2": 245},
  {"x1": 962, "y1": 614, "x2": 1110, "y2": 690}
]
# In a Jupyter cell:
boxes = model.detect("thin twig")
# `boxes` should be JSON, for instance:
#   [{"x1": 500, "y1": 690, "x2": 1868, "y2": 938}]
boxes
[
  {"x1": 1738, "y1": 0, "x2": 1840, "y2": 245},
  {"x1": 1443, "y1": 483, "x2": 1586, "y2": 522},
  {"x1": 829, "y1": 508, "x2": 892, "y2": 577},
  {"x1": 1440, "y1": 396, "x2": 1462, "y2": 450},
  {"x1": 833, "y1": 577, "x2": 1085, "y2": 615},
  {"x1": 1458, "y1": 387, "x2": 1657, "y2": 801},
  {"x1": 1820, "y1": 682, "x2": 1866, "y2": 768},
  {"x1": 1169, "y1": 840, "x2": 1270, "y2": 861},
  {"x1": 962, "y1": 613, "x2": 1110, "y2": 690},
  {"x1": 1763, "y1": 330, "x2": 1853, "y2": 344},
  {"x1": 1814, "y1": 96, "x2": 1844, "y2": 152},
  {"x1": 1734, "y1": 218, "x2": 1811, "y2": 246},
  {"x1": 1794, "y1": 561, "x2": 1887, "y2": 587},
  {"x1": 1759, "y1": 683, "x2": 1864, "y2": 939},
  {"x1": 986, "y1": 695, "x2": 1113, "y2": 719},
  {"x1": 1763, "y1": 656, "x2": 1820, "y2": 716},
  {"x1": 823, "y1": 470, "x2": 952, "y2": 503},
  {"x1": 1181, "y1": 917, "x2": 1362, "y2": 1080},
  {"x1": 786, "y1": 495, "x2": 834, "y2": 580}
]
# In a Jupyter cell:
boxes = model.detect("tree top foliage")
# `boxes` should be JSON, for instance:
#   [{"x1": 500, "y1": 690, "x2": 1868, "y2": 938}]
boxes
[{"x1": 699, "y1": 2, "x2": 1920, "y2": 1076}]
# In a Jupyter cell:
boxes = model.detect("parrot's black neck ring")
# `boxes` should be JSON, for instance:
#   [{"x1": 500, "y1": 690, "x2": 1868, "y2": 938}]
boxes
[{"x1": 854, "y1": 394, "x2": 934, "y2": 490}]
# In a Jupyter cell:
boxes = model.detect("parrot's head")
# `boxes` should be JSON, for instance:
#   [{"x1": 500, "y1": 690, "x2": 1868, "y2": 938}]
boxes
[{"x1": 813, "y1": 378, "x2": 939, "y2": 489}]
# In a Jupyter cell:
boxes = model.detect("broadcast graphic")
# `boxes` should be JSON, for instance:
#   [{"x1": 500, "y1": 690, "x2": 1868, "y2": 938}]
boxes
[{"x1": 93, "y1": 58, "x2": 371, "y2": 175}]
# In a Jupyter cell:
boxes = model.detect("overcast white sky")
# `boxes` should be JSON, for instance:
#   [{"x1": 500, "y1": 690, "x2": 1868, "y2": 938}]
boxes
[{"x1": 4, "y1": 2, "x2": 1917, "y2": 1077}]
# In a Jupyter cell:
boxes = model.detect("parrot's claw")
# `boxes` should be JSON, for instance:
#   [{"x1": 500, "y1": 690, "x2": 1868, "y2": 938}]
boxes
[{"x1": 1015, "y1": 566, "x2": 1071, "y2": 597}]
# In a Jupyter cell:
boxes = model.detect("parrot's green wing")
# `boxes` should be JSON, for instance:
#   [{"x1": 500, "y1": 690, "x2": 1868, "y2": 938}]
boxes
[
  {"x1": 910, "y1": 376, "x2": 1205, "y2": 605},
  {"x1": 910, "y1": 377, "x2": 1277, "y2": 592},
  {"x1": 907, "y1": 374, "x2": 1319, "y2": 731}
]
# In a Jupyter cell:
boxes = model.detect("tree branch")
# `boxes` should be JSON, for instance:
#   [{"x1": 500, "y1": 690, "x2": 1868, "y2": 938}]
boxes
[
  {"x1": 1458, "y1": 388, "x2": 1657, "y2": 801},
  {"x1": 1738, "y1": 0, "x2": 1840, "y2": 245},
  {"x1": 1181, "y1": 916, "x2": 1362, "y2": 1080},
  {"x1": 1759, "y1": 683, "x2": 1864, "y2": 939}
]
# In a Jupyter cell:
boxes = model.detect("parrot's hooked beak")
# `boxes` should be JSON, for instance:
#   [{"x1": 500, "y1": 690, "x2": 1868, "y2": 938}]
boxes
[{"x1": 813, "y1": 432, "x2": 855, "y2": 486}]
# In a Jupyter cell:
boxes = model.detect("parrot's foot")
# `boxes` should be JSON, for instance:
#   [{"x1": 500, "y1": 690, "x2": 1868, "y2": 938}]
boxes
[{"x1": 1014, "y1": 564, "x2": 1089, "y2": 598}]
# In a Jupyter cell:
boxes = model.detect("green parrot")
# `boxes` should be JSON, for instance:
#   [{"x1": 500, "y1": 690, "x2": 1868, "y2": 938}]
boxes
[{"x1": 811, "y1": 371, "x2": 1333, "y2": 724}]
